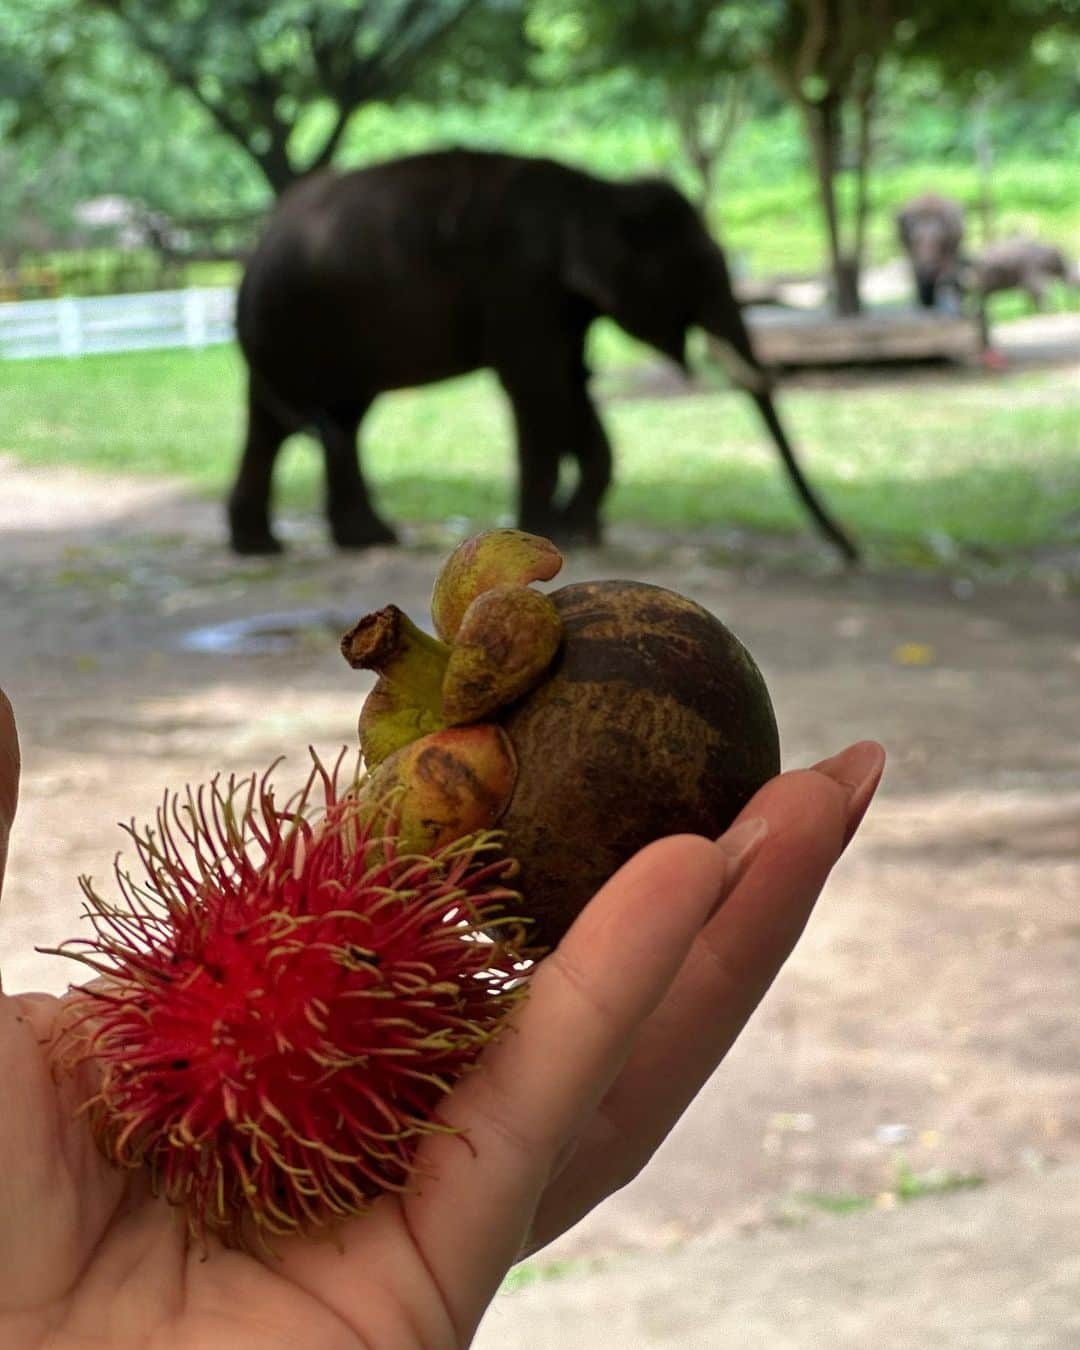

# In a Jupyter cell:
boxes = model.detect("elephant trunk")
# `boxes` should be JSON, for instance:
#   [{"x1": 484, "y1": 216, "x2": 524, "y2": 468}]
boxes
[
  {"x1": 701, "y1": 288, "x2": 860, "y2": 565},
  {"x1": 749, "y1": 389, "x2": 859, "y2": 564}
]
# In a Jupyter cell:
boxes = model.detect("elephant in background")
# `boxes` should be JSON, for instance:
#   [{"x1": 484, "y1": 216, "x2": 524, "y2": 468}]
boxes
[
  {"x1": 965, "y1": 237, "x2": 1074, "y2": 350},
  {"x1": 969, "y1": 238, "x2": 1073, "y2": 309},
  {"x1": 896, "y1": 193, "x2": 966, "y2": 311},
  {"x1": 231, "y1": 149, "x2": 857, "y2": 562}
]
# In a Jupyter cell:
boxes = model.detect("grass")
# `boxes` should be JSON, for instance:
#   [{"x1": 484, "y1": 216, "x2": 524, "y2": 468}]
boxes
[
  {"x1": 499, "y1": 1255, "x2": 607, "y2": 1293},
  {"x1": 2, "y1": 338, "x2": 1078, "y2": 566},
  {"x1": 795, "y1": 1164, "x2": 986, "y2": 1220}
]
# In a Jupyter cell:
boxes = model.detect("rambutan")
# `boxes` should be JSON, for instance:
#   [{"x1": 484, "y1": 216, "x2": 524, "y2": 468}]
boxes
[{"x1": 48, "y1": 753, "x2": 530, "y2": 1250}]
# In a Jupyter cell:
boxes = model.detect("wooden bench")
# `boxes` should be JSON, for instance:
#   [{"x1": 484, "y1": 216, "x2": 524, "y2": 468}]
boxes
[{"x1": 739, "y1": 307, "x2": 981, "y2": 368}]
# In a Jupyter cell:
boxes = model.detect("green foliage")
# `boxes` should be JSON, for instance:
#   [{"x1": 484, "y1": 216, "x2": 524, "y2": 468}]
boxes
[
  {"x1": 529, "y1": 0, "x2": 779, "y2": 82},
  {"x1": 1, "y1": 0, "x2": 1076, "y2": 279},
  {"x1": 528, "y1": 1, "x2": 1080, "y2": 312},
  {"x1": 902, "y1": 0, "x2": 1080, "y2": 90},
  {"x1": 0, "y1": 0, "x2": 268, "y2": 247},
  {"x1": 2, "y1": 0, "x2": 529, "y2": 195},
  {"x1": 91, "y1": 0, "x2": 530, "y2": 189}
]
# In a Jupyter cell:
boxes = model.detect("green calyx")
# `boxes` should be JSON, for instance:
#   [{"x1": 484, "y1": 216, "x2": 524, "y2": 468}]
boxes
[
  {"x1": 431, "y1": 528, "x2": 564, "y2": 642},
  {"x1": 443, "y1": 585, "x2": 563, "y2": 726},
  {"x1": 342, "y1": 530, "x2": 567, "y2": 850},
  {"x1": 341, "y1": 605, "x2": 451, "y2": 769}
]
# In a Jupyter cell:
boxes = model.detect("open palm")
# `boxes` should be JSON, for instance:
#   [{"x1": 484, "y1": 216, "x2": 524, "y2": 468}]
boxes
[{"x1": 0, "y1": 689, "x2": 883, "y2": 1348}]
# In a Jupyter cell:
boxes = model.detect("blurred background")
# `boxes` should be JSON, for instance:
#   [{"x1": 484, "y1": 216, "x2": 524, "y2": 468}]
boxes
[{"x1": 1, "y1": 2, "x2": 1078, "y2": 1346}]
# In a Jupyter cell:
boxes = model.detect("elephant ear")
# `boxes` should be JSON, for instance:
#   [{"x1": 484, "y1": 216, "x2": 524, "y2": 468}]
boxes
[
  {"x1": 563, "y1": 210, "x2": 620, "y2": 314},
  {"x1": 563, "y1": 178, "x2": 697, "y2": 315}
]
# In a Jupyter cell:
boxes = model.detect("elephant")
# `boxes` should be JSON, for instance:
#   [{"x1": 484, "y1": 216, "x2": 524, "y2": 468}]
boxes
[
  {"x1": 896, "y1": 193, "x2": 966, "y2": 311},
  {"x1": 963, "y1": 238, "x2": 1074, "y2": 350},
  {"x1": 969, "y1": 238, "x2": 1073, "y2": 309},
  {"x1": 230, "y1": 149, "x2": 858, "y2": 562}
]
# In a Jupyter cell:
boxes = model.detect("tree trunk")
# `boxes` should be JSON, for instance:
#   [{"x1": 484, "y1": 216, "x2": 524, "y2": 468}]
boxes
[
  {"x1": 802, "y1": 95, "x2": 862, "y2": 317},
  {"x1": 832, "y1": 257, "x2": 861, "y2": 316},
  {"x1": 670, "y1": 87, "x2": 716, "y2": 211},
  {"x1": 844, "y1": 68, "x2": 877, "y2": 316},
  {"x1": 670, "y1": 77, "x2": 745, "y2": 213},
  {"x1": 851, "y1": 77, "x2": 875, "y2": 276},
  {"x1": 973, "y1": 93, "x2": 995, "y2": 245}
]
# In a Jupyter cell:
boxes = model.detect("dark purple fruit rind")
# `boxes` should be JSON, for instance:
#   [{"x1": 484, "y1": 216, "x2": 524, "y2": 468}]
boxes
[{"x1": 497, "y1": 580, "x2": 780, "y2": 947}]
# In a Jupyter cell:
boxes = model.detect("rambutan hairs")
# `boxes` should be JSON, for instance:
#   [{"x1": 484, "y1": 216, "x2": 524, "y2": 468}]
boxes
[{"x1": 47, "y1": 751, "x2": 531, "y2": 1250}]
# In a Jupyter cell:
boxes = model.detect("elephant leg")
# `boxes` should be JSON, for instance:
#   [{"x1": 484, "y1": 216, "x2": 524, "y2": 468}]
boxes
[
  {"x1": 558, "y1": 392, "x2": 611, "y2": 546},
  {"x1": 316, "y1": 401, "x2": 398, "y2": 550},
  {"x1": 498, "y1": 350, "x2": 610, "y2": 546},
  {"x1": 228, "y1": 377, "x2": 292, "y2": 555},
  {"x1": 497, "y1": 377, "x2": 564, "y2": 539},
  {"x1": 1024, "y1": 273, "x2": 1047, "y2": 312},
  {"x1": 976, "y1": 298, "x2": 992, "y2": 352}
]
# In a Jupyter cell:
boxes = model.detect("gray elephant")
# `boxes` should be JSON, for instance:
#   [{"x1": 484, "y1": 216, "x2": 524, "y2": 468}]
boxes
[
  {"x1": 970, "y1": 238, "x2": 1073, "y2": 309},
  {"x1": 896, "y1": 193, "x2": 966, "y2": 311},
  {"x1": 231, "y1": 149, "x2": 857, "y2": 561}
]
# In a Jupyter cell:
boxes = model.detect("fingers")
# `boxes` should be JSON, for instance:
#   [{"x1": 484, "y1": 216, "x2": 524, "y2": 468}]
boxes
[
  {"x1": 524, "y1": 740, "x2": 885, "y2": 1252},
  {"x1": 0, "y1": 687, "x2": 19, "y2": 908},
  {"x1": 403, "y1": 821, "x2": 767, "y2": 1338}
]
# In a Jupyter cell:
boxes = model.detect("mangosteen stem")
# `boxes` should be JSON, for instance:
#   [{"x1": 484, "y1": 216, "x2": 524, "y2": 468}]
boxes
[{"x1": 341, "y1": 606, "x2": 452, "y2": 768}]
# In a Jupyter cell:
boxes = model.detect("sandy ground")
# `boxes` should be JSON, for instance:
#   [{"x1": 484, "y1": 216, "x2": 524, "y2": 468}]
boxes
[
  {"x1": 1, "y1": 330, "x2": 1079, "y2": 1342},
  {"x1": 474, "y1": 1164, "x2": 1080, "y2": 1349}
]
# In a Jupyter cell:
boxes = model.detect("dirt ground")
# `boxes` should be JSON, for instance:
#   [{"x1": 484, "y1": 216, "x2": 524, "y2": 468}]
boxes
[{"x1": 1, "y1": 368, "x2": 1079, "y2": 1264}]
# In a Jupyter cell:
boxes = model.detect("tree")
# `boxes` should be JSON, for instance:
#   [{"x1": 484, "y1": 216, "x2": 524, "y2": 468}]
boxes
[
  {"x1": 759, "y1": 1, "x2": 896, "y2": 315},
  {"x1": 537, "y1": 0, "x2": 1079, "y2": 314},
  {"x1": 900, "y1": 0, "x2": 1080, "y2": 246},
  {"x1": 0, "y1": 0, "x2": 270, "y2": 258},
  {"x1": 771, "y1": 0, "x2": 1080, "y2": 311},
  {"x1": 76, "y1": 0, "x2": 527, "y2": 195},
  {"x1": 81, "y1": 0, "x2": 526, "y2": 197},
  {"x1": 530, "y1": 0, "x2": 771, "y2": 206}
]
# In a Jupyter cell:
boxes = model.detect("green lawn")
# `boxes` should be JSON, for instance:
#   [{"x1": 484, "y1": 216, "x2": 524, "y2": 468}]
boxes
[{"x1": 3, "y1": 338, "x2": 1078, "y2": 566}]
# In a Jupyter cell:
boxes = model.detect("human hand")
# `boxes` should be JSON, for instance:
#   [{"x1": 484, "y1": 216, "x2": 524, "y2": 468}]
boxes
[{"x1": 0, "y1": 687, "x2": 882, "y2": 1348}]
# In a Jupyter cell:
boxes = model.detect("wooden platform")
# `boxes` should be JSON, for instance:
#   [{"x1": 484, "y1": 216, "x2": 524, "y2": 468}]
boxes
[{"x1": 737, "y1": 307, "x2": 981, "y2": 368}]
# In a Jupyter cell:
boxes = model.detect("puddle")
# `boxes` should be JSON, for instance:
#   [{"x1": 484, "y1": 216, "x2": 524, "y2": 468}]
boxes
[
  {"x1": 180, "y1": 608, "x2": 360, "y2": 656},
  {"x1": 179, "y1": 607, "x2": 433, "y2": 656}
]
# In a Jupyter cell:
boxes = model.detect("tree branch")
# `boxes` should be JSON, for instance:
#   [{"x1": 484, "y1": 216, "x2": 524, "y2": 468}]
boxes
[
  {"x1": 794, "y1": 0, "x2": 830, "y2": 88},
  {"x1": 91, "y1": 2, "x2": 260, "y2": 159},
  {"x1": 851, "y1": 58, "x2": 878, "y2": 266}
]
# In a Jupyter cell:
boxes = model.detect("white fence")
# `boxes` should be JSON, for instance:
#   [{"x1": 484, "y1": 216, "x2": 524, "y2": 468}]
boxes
[{"x1": 0, "y1": 287, "x2": 236, "y2": 360}]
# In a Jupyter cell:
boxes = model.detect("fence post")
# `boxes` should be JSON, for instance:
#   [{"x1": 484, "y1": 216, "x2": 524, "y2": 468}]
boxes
[
  {"x1": 58, "y1": 297, "x2": 83, "y2": 357},
  {"x1": 184, "y1": 288, "x2": 209, "y2": 348}
]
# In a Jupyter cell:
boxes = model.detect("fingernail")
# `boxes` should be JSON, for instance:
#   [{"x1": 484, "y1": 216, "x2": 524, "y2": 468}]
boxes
[
  {"x1": 714, "y1": 815, "x2": 768, "y2": 900},
  {"x1": 811, "y1": 740, "x2": 886, "y2": 846}
]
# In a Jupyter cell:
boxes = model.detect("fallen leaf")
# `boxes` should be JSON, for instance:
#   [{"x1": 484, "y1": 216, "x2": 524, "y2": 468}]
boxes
[{"x1": 892, "y1": 642, "x2": 935, "y2": 666}]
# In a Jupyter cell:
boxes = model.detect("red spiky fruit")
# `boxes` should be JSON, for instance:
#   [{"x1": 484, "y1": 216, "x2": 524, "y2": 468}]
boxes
[{"x1": 49, "y1": 754, "x2": 529, "y2": 1250}]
